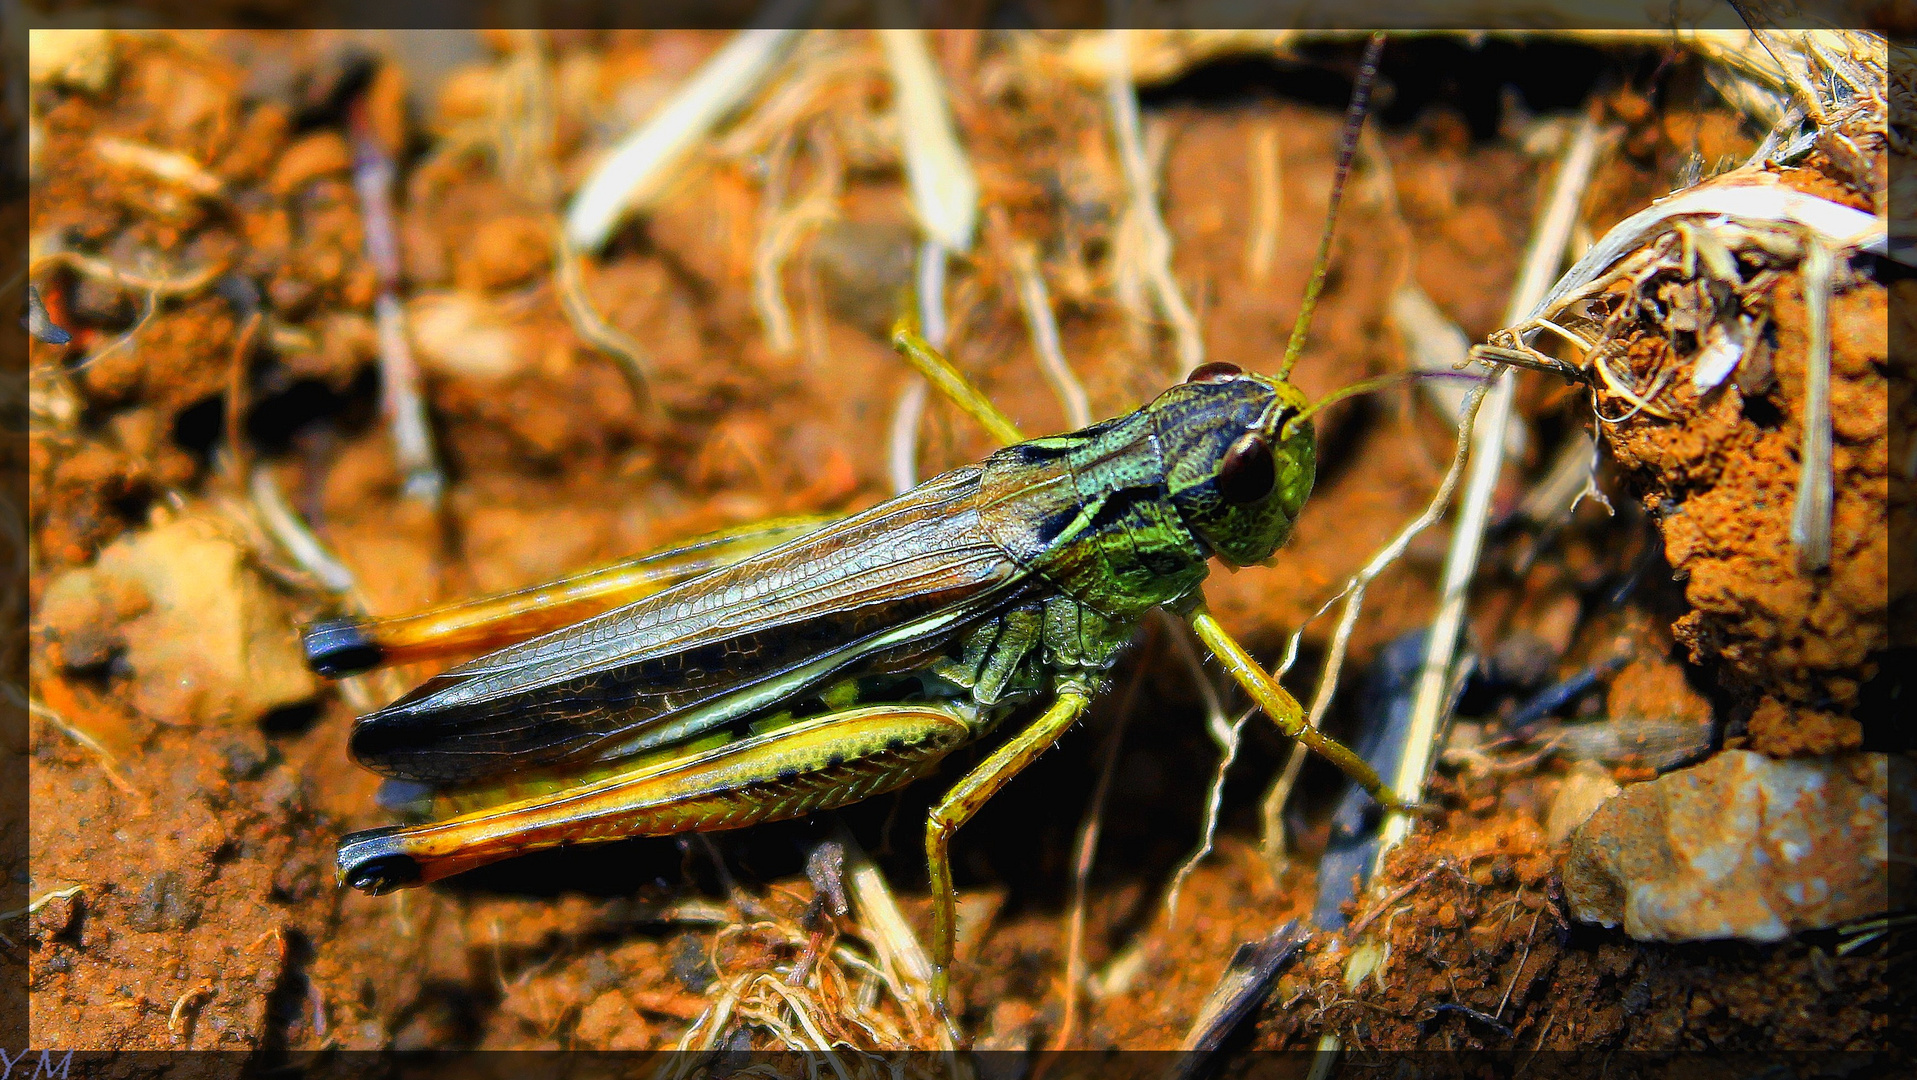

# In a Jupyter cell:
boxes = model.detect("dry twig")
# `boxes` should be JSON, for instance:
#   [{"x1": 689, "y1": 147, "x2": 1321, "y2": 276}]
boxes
[{"x1": 349, "y1": 99, "x2": 443, "y2": 507}]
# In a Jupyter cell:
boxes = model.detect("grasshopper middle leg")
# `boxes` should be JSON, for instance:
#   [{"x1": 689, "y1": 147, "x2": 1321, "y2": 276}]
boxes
[{"x1": 924, "y1": 688, "x2": 1092, "y2": 1012}]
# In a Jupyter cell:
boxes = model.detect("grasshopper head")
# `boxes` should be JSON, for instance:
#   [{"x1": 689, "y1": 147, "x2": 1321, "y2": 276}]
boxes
[{"x1": 1153, "y1": 362, "x2": 1316, "y2": 567}]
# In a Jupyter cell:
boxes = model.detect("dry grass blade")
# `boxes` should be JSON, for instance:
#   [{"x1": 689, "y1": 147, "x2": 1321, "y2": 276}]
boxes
[
  {"x1": 1312, "y1": 123, "x2": 1603, "y2": 1059},
  {"x1": 0, "y1": 885, "x2": 85, "y2": 924},
  {"x1": 753, "y1": 132, "x2": 842, "y2": 356},
  {"x1": 835, "y1": 828, "x2": 951, "y2": 1051},
  {"x1": 247, "y1": 468, "x2": 356, "y2": 595},
  {"x1": 885, "y1": 26, "x2": 981, "y2": 495},
  {"x1": 1527, "y1": 176, "x2": 1891, "y2": 331},
  {"x1": 889, "y1": 377, "x2": 933, "y2": 496},
  {"x1": 222, "y1": 310, "x2": 262, "y2": 486},
  {"x1": 1376, "y1": 114, "x2": 1602, "y2": 854},
  {"x1": 92, "y1": 135, "x2": 224, "y2": 197},
  {"x1": 1106, "y1": 29, "x2": 1204, "y2": 376},
  {"x1": 27, "y1": 685, "x2": 145, "y2": 804},
  {"x1": 1163, "y1": 613, "x2": 1260, "y2": 914},
  {"x1": 492, "y1": 30, "x2": 560, "y2": 208},
  {"x1": 566, "y1": 17, "x2": 806, "y2": 252},
  {"x1": 350, "y1": 100, "x2": 444, "y2": 508},
  {"x1": 1166, "y1": 706, "x2": 1253, "y2": 917},
  {"x1": 495, "y1": 29, "x2": 660, "y2": 411},
  {"x1": 29, "y1": 248, "x2": 228, "y2": 298},
  {"x1": 67, "y1": 286, "x2": 155, "y2": 374},
  {"x1": 1789, "y1": 237, "x2": 1835, "y2": 573},
  {"x1": 879, "y1": 26, "x2": 978, "y2": 254},
  {"x1": 992, "y1": 212, "x2": 1092, "y2": 429}
]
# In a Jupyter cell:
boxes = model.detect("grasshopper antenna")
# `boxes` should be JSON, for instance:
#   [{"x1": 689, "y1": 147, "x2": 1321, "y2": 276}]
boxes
[
  {"x1": 1277, "y1": 30, "x2": 1386, "y2": 382},
  {"x1": 1281, "y1": 369, "x2": 1489, "y2": 440}
]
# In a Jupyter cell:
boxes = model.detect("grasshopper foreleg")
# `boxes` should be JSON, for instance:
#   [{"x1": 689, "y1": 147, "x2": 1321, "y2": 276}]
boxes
[
  {"x1": 891, "y1": 322, "x2": 1027, "y2": 447},
  {"x1": 1186, "y1": 605, "x2": 1406, "y2": 809}
]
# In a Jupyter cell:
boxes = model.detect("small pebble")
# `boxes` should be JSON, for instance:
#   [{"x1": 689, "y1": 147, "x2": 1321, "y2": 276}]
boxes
[{"x1": 1545, "y1": 760, "x2": 1623, "y2": 844}]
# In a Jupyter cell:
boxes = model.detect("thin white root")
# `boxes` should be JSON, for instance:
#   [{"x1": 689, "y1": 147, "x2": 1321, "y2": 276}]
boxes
[{"x1": 1005, "y1": 234, "x2": 1093, "y2": 428}]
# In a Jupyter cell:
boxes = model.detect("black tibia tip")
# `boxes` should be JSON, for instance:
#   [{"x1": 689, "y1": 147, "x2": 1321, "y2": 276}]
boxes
[
  {"x1": 337, "y1": 826, "x2": 422, "y2": 894},
  {"x1": 1185, "y1": 361, "x2": 1243, "y2": 384},
  {"x1": 303, "y1": 617, "x2": 383, "y2": 677}
]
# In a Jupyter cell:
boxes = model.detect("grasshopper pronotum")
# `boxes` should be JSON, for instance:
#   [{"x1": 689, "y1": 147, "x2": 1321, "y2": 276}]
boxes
[{"x1": 305, "y1": 33, "x2": 1408, "y2": 1016}]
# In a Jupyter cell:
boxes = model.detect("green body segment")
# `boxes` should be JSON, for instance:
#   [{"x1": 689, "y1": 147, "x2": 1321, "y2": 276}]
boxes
[{"x1": 331, "y1": 371, "x2": 1320, "y2": 896}]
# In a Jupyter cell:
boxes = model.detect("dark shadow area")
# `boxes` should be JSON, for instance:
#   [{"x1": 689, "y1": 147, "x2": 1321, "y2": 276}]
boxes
[{"x1": 1138, "y1": 37, "x2": 1640, "y2": 143}]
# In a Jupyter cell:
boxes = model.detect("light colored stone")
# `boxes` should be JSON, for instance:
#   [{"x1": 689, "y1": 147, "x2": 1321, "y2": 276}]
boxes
[
  {"x1": 1545, "y1": 760, "x2": 1622, "y2": 845},
  {"x1": 39, "y1": 511, "x2": 317, "y2": 726},
  {"x1": 29, "y1": 28, "x2": 116, "y2": 92},
  {"x1": 1562, "y1": 750, "x2": 1905, "y2": 942},
  {"x1": 408, "y1": 290, "x2": 530, "y2": 380}
]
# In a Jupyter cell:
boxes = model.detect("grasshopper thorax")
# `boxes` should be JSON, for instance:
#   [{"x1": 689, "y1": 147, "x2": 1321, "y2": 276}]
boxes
[{"x1": 1150, "y1": 364, "x2": 1316, "y2": 568}]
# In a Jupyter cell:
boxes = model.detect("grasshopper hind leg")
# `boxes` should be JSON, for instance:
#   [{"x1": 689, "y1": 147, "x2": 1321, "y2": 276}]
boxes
[
  {"x1": 338, "y1": 826, "x2": 425, "y2": 894},
  {"x1": 336, "y1": 700, "x2": 991, "y2": 893},
  {"x1": 304, "y1": 617, "x2": 384, "y2": 677},
  {"x1": 923, "y1": 688, "x2": 1093, "y2": 1015}
]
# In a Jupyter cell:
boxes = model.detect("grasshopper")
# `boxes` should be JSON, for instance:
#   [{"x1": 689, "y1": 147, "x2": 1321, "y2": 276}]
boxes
[{"x1": 305, "y1": 34, "x2": 1403, "y2": 1015}]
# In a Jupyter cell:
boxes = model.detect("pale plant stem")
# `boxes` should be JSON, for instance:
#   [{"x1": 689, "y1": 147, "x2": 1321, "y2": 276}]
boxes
[
  {"x1": 1007, "y1": 237, "x2": 1093, "y2": 429},
  {"x1": 1312, "y1": 115, "x2": 1601, "y2": 1061},
  {"x1": 1247, "y1": 123, "x2": 1283, "y2": 285},
  {"x1": 564, "y1": 12, "x2": 807, "y2": 251},
  {"x1": 350, "y1": 106, "x2": 444, "y2": 507},
  {"x1": 1106, "y1": 28, "x2": 1205, "y2": 375},
  {"x1": 1790, "y1": 237, "x2": 1834, "y2": 573},
  {"x1": 1376, "y1": 115, "x2": 1600, "y2": 854}
]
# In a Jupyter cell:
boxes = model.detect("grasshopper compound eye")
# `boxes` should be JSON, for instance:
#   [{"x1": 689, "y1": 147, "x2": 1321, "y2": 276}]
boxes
[
  {"x1": 1185, "y1": 361, "x2": 1243, "y2": 384},
  {"x1": 1217, "y1": 432, "x2": 1276, "y2": 504}
]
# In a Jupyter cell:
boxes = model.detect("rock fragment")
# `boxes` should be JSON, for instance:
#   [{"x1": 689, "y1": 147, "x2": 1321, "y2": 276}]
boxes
[
  {"x1": 1562, "y1": 750, "x2": 1906, "y2": 942},
  {"x1": 37, "y1": 511, "x2": 318, "y2": 727},
  {"x1": 1545, "y1": 760, "x2": 1622, "y2": 845}
]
